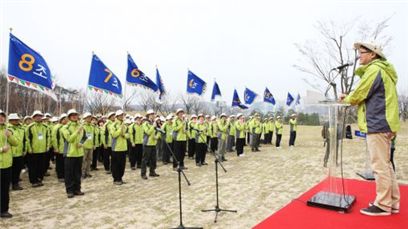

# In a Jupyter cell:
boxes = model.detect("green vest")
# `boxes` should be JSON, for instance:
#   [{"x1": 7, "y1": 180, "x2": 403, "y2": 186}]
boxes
[
  {"x1": 143, "y1": 121, "x2": 160, "y2": 146},
  {"x1": 235, "y1": 121, "x2": 246, "y2": 139},
  {"x1": 110, "y1": 120, "x2": 129, "y2": 152},
  {"x1": 62, "y1": 121, "x2": 85, "y2": 157},
  {"x1": 129, "y1": 123, "x2": 144, "y2": 145},
  {"x1": 25, "y1": 122, "x2": 49, "y2": 154},
  {"x1": 0, "y1": 124, "x2": 18, "y2": 168},
  {"x1": 172, "y1": 118, "x2": 187, "y2": 141},
  {"x1": 82, "y1": 123, "x2": 95, "y2": 150},
  {"x1": 289, "y1": 119, "x2": 297, "y2": 132},
  {"x1": 8, "y1": 124, "x2": 25, "y2": 157}
]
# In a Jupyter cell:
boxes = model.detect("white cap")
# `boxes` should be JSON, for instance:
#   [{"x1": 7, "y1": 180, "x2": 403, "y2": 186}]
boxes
[
  {"x1": 176, "y1": 108, "x2": 184, "y2": 114},
  {"x1": 220, "y1": 113, "x2": 227, "y2": 118},
  {"x1": 205, "y1": 115, "x2": 210, "y2": 118},
  {"x1": 211, "y1": 116, "x2": 217, "y2": 120},
  {"x1": 134, "y1": 113, "x2": 142, "y2": 119},
  {"x1": 59, "y1": 113, "x2": 67, "y2": 121},
  {"x1": 23, "y1": 115, "x2": 32, "y2": 121},
  {"x1": 124, "y1": 119, "x2": 132, "y2": 125},
  {"x1": 191, "y1": 114, "x2": 197, "y2": 119},
  {"x1": 291, "y1": 113, "x2": 297, "y2": 117},
  {"x1": 197, "y1": 113, "x2": 204, "y2": 118},
  {"x1": 107, "y1": 112, "x2": 115, "y2": 118},
  {"x1": 0, "y1": 109, "x2": 4, "y2": 116},
  {"x1": 44, "y1": 113, "x2": 52, "y2": 118},
  {"x1": 32, "y1": 110, "x2": 44, "y2": 117},
  {"x1": 229, "y1": 115, "x2": 236, "y2": 118},
  {"x1": 50, "y1": 117, "x2": 59, "y2": 122},
  {"x1": 67, "y1": 109, "x2": 79, "y2": 117},
  {"x1": 277, "y1": 116, "x2": 281, "y2": 119},
  {"x1": 166, "y1": 114, "x2": 173, "y2": 120},
  {"x1": 116, "y1": 110, "x2": 125, "y2": 116},
  {"x1": 146, "y1": 109, "x2": 155, "y2": 116},
  {"x1": 160, "y1": 116, "x2": 166, "y2": 122},
  {"x1": 236, "y1": 113, "x2": 243, "y2": 118},
  {"x1": 82, "y1": 112, "x2": 92, "y2": 119},
  {"x1": 8, "y1": 113, "x2": 20, "y2": 120}
]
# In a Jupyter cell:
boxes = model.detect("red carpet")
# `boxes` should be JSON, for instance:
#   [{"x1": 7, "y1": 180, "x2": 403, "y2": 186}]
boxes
[{"x1": 254, "y1": 178, "x2": 407, "y2": 229}]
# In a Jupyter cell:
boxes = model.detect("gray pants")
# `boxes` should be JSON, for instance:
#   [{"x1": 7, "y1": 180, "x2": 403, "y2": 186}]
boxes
[
  {"x1": 226, "y1": 135, "x2": 234, "y2": 152},
  {"x1": 82, "y1": 149, "x2": 93, "y2": 176},
  {"x1": 217, "y1": 138, "x2": 226, "y2": 159}
]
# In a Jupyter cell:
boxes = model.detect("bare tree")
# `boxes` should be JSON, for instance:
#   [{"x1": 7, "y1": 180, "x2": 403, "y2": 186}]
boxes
[
  {"x1": 179, "y1": 93, "x2": 203, "y2": 114},
  {"x1": 294, "y1": 17, "x2": 393, "y2": 99},
  {"x1": 399, "y1": 92, "x2": 408, "y2": 122}
]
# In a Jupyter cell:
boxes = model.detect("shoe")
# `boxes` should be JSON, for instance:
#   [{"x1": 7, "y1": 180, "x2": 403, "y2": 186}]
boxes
[
  {"x1": 121, "y1": 181, "x2": 127, "y2": 184},
  {"x1": 137, "y1": 165, "x2": 142, "y2": 169},
  {"x1": 131, "y1": 167, "x2": 136, "y2": 170},
  {"x1": 149, "y1": 173, "x2": 160, "y2": 177},
  {"x1": 106, "y1": 171, "x2": 111, "y2": 174},
  {"x1": 360, "y1": 205, "x2": 391, "y2": 216},
  {"x1": 141, "y1": 175, "x2": 148, "y2": 180},
  {"x1": 222, "y1": 158, "x2": 228, "y2": 162},
  {"x1": 114, "y1": 181, "x2": 123, "y2": 185},
  {"x1": 32, "y1": 183, "x2": 42, "y2": 188},
  {"x1": 0, "y1": 212, "x2": 13, "y2": 218},
  {"x1": 74, "y1": 191, "x2": 85, "y2": 196},
  {"x1": 87, "y1": 174, "x2": 92, "y2": 178},
  {"x1": 67, "y1": 193, "x2": 74, "y2": 198},
  {"x1": 163, "y1": 162, "x2": 168, "y2": 165},
  {"x1": 202, "y1": 162, "x2": 208, "y2": 165},
  {"x1": 12, "y1": 185, "x2": 23, "y2": 191},
  {"x1": 196, "y1": 163, "x2": 202, "y2": 167},
  {"x1": 369, "y1": 202, "x2": 399, "y2": 214},
  {"x1": 180, "y1": 166, "x2": 188, "y2": 170}
]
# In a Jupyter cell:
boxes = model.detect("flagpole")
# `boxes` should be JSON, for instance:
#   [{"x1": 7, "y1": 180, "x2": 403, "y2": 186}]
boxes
[{"x1": 5, "y1": 28, "x2": 12, "y2": 118}]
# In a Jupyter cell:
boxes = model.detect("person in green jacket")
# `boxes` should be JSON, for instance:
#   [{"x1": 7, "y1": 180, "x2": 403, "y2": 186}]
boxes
[
  {"x1": 209, "y1": 116, "x2": 218, "y2": 154},
  {"x1": 289, "y1": 114, "x2": 297, "y2": 147},
  {"x1": 62, "y1": 109, "x2": 85, "y2": 198},
  {"x1": 226, "y1": 115, "x2": 236, "y2": 152},
  {"x1": 90, "y1": 116, "x2": 101, "y2": 171},
  {"x1": 275, "y1": 116, "x2": 283, "y2": 148},
  {"x1": 128, "y1": 114, "x2": 144, "y2": 169},
  {"x1": 195, "y1": 114, "x2": 208, "y2": 166},
  {"x1": 217, "y1": 113, "x2": 229, "y2": 161},
  {"x1": 141, "y1": 109, "x2": 160, "y2": 179},
  {"x1": 268, "y1": 117, "x2": 275, "y2": 145},
  {"x1": 81, "y1": 112, "x2": 95, "y2": 179},
  {"x1": 102, "y1": 112, "x2": 115, "y2": 174},
  {"x1": 340, "y1": 42, "x2": 400, "y2": 216},
  {"x1": 0, "y1": 110, "x2": 19, "y2": 218},
  {"x1": 161, "y1": 114, "x2": 174, "y2": 165},
  {"x1": 249, "y1": 114, "x2": 261, "y2": 152},
  {"x1": 8, "y1": 113, "x2": 25, "y2": 191},
  {"x1": 235, "y1": 114, "x2": 246, "y2": 157},
  {"x1": 109, "y1": 110, "x2": 129, "y2": 185},
  {"x1": 51, "y1": 113, "x2": 68, "y2": 182},
  {"x1": 25, "y1": 110, "x2": 49, "y2": 187},
  {"x1": 172, "y1": 109, "x2": 188, "y2": 170},
  {"x1": 187, "y1": 114, "x2": 197, "y2": 160}
]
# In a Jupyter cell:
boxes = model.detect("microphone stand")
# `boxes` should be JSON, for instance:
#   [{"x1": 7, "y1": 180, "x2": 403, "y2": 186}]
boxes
[
  {"x1": 194, "y1": 127, "x2": 238, "y2": 223},
  {"x1": 158, "y1": 129, "x2": 202, "y2": 229}
]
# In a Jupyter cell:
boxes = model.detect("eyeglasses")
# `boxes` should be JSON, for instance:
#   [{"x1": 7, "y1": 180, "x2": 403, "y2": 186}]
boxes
[{"x1": 359, "y1": 51, "x2": 371, "y2": 55}]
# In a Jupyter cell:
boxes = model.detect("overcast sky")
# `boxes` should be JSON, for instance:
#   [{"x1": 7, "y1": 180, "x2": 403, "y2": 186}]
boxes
[{"x1": 1, "y1": 0, "x2": 407, "y2": 105}]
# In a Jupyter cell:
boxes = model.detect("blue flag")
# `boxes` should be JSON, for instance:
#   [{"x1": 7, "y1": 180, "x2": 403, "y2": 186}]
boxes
[
  {"x1": 187, "y1": 70, "x2": 206, "y2": 95},
  {"x1": 244, "y1": 87, "x2": 257, "y2": 105},
  {"x1": 8, "y1": 33, "x2": 57, "y2": 100},
  {"x1": 232, "y1": 89, "x2": 248, "y2": 109},
  {"x1": 295, "y1": 93, "x2": 301, "y2": 105},
  {"x1": 211, "y1": 81, "x2": 222, "y2": 101},
  {"x1": 88, "y1": 54, "x2": 122, "y2": 97},
  {"x1": 263, "y1": 87, "x2": 276, "y2": 105},
  {"x1": 126, "y1": 54, "x2": 158, "y2": 92},
  {"x1": 286, "y1": 92, "x2": 294, "y2": 106},
  {"x1": 156, "y1": 67, "x2": 165, "y2": 100}
]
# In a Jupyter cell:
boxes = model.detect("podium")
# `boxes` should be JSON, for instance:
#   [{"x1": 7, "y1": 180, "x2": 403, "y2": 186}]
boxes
[{"x1": 307, "y1": 101, "x2": 356, "y2": 212}]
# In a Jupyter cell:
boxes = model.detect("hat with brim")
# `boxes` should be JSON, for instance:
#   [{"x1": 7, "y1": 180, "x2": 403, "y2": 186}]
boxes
[
  {"x1": 176, "y1": 109, "x2": 184, "y2": 115},
  {"x1": 59, "y1": 113, "x2": 67, "y2": 121},
  {"x1": 23, "y1": 116, "x2": 32, "y2": 121},
  {"x1": 354, "y1": 42, "x2": 386, "y2": 60},
  {"x1": 291, "y1": 113, "x2": 297, "y2": 117},
  {"x1": 50, "y1": 117, "x2": 59, "y2": 122},
  {"x1": 116, "y1": 110, "x2": 125, "y2": 117},
  {"x1": 197, "y1": 113, "x2": 204, "y2": 118},
  {"x1": 82, "y1": 112, "x2": 92, "y2": 119},
  {"x1": 32, "y1": 110, "x2": 44, "y2": 118},
  {"x1": 67, "y1": 109, "x2": 79, "y2": 117},
  {"x1": 191, "y1": 114, "x2": 197, "y2": 119},
  {"x1": 220, "y1": 113, "x2": 227, "y2": 118},
  {"x1": 8, "y1": 113, "x2": 20, "y2": 120},
  {"x1": 146, "y1": 109, "x2": 155, "y2": 116}
]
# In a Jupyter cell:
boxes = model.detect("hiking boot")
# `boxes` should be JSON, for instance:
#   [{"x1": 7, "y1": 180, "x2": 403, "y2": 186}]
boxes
[
  {"x1": 74, "y1": 191, "x2": 85, "y2": 196},
  {"x1": 360, "y1": 205, "x2": 391, "y2": 216},
  {"x1": 67, "y1": 193, "x2": 74, "y2": 198},
  {"x1": 149, "y1": 173, "x2": 160, "y2": 177},
  {"x1": 12, "y1": 185, "x2": 23, "y2": 191},
  {"x1": 0, "y1": 212, "x2": 13, "y2": 218},
  {"x1": 369, "y1": 202, "x2": 399, "y2": 214},
  {"x1": 141, "y1": 175, "x2": 148, "y2": 180}
]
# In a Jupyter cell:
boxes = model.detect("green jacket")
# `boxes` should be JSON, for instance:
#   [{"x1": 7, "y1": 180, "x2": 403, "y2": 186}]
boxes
[
  {"x1": 162, "y1": 122, "x2": 173, "y2": 143},
  {"x1": 61, "y1": 121, "x2": 84, "y2": 157},
  {"x1": 82, "y1": 122, "x2": 96, "y2": 150},
  {"x1": 289, "y1": 119, "x2": 297, "y2": 132},
  {"x1": 195, "y1": 122, "x2": 207, "y2": 143},
  {"x1": 268, "y1": 121, "x2": 275, "y2": 133},
  {"x1": 275, "y1": 121, "x2": 283, "y2": 135},
  {"x1": 25, "y1": 122, "x2": 49, "y2": 154},
  {"x1": 129, "y1": 123, "x2": 144, "y2": 145},
  {"x1": 217, "y1": 120, "x2": 229, "y2": 140},
  {"x1": 344, "y1": 59, "x2": 400, "y2": 133},
  {"x1": 101, "y1": 120, "x2": 114, "y2": 148},
  {"x1": 8, "y1": 124, "x2": 25, "y2": 157},
  {"x1": 51, "y1": 123, "x2": 65, "y2": 154},
  {"x1": 249, "y1": 119, "x2": 262, "y2": 134},
  {"x1": 0, "y1": 124, "x2": 19, "y2": 169},
  {"x1": 143, "y1": 121, "x2": 160, "y2": 146},
  {"x1": 188, "y1": 121, "x2": 197, "y2": 139},
  {"x1": 94, "y1": 125, "x2": 100, "y2": 147},
  {"x1": 210, "y1": 122, "x2": 218, "y2": 138},
  {"x1": 235, "y1": 121, "x2": 246, "y2": 139},
  {"x1": 228, "y1": 121, "x2": 236, "y2": 136},
  {"x1": 110, "y1": 120, "x2": 129, "y2": 152},
  {"x1": 173, "y1": 118, "x2": 187, "y2": 141}
]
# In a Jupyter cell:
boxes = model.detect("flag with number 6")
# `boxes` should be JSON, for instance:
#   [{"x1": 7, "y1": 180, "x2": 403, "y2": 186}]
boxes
[
  {"x1": 8, "y1": 33, "x2": 57, "y2": 100},
  {"x1": 88, "y1": 53, "x2": 122, "y2": 97}
]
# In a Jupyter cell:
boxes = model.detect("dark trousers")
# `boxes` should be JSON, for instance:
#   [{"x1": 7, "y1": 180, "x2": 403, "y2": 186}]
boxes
[
  {"x1": 91, "y1": 146, "x2": 100, "y2": 169},
  {"x1": 210, "y1": 137, "x2": 218, "y2": 153},
  {"x1": 141, "y1": 146, "x2": 157, "y2": 175},
  {"x1": 195, "y1": 143, "x2": 207, "y2": 164},
  {"x1": 26, "y1": 153, "x2": 46, "y2": 184},
  {"x1": 289, "y1": 131, "x2": 297, "y2": 146},
  {"x1": 103, "y1": 147, "x2": 111, "y2": 171},
  {"x1": 188, "y1": 139, "x2": 195, "y2": 158},
  {"x1": 64, "y1": 157, "x2": 83, "y2": 194},
  {"x1": 236, "y1": 138, "x2": 245, "y2": 156},
  {"x1": 163, "y1": 141, "x2": 173, "y2": 163},
  {"x1": 111, "y1": 151, "x2": 126, "y2": 182},
  {"x1": 1, "y1": 167, "x2": 11, "y2": 213},
  {"x1": 129, "y1": 144, "x2": 143, "y2": 168},
  {"x1": 269, "y1": 131, "x2": 273, "y2": 144},
  {"x1": 173, "y1": 141, "x2": 186, "y2": 168},
  {"x1": 55, "y1": 154, "x2": 65, "y2": 179},
  {"x1": 45, "y1": 149, "x2": 52, "y2": 172},
  {"x1": 276, "y1": 134, "x2": 282, "y2": 147},
  {"x1": 11, "y1": 156, "x2": 24, "y2": 185}
]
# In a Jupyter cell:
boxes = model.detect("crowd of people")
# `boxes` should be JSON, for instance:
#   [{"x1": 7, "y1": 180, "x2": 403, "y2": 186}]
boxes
[{"x1": 0, "y1": 108, "x2": 298, "y2": 218}]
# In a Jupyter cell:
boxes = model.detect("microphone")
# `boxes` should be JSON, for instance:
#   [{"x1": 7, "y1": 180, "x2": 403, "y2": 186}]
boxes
[{"x1": 331, "y1": 62, "x2": 353, "y2": 71}]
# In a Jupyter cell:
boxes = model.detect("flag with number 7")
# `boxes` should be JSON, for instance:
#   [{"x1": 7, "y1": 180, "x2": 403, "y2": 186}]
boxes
[{"x1": 88, "y1": 53, "x2": 122, "y2": 97}]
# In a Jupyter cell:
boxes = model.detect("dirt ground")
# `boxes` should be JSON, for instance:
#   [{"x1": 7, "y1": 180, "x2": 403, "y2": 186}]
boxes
[{"x1": 2, "y1": 123, "x2": 407, "y2": 229}]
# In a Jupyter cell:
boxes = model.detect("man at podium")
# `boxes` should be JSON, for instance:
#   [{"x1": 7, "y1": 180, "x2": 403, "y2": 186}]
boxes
[{"x1": 340, "y1": 41, "x2": 400, "y2": 216}]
